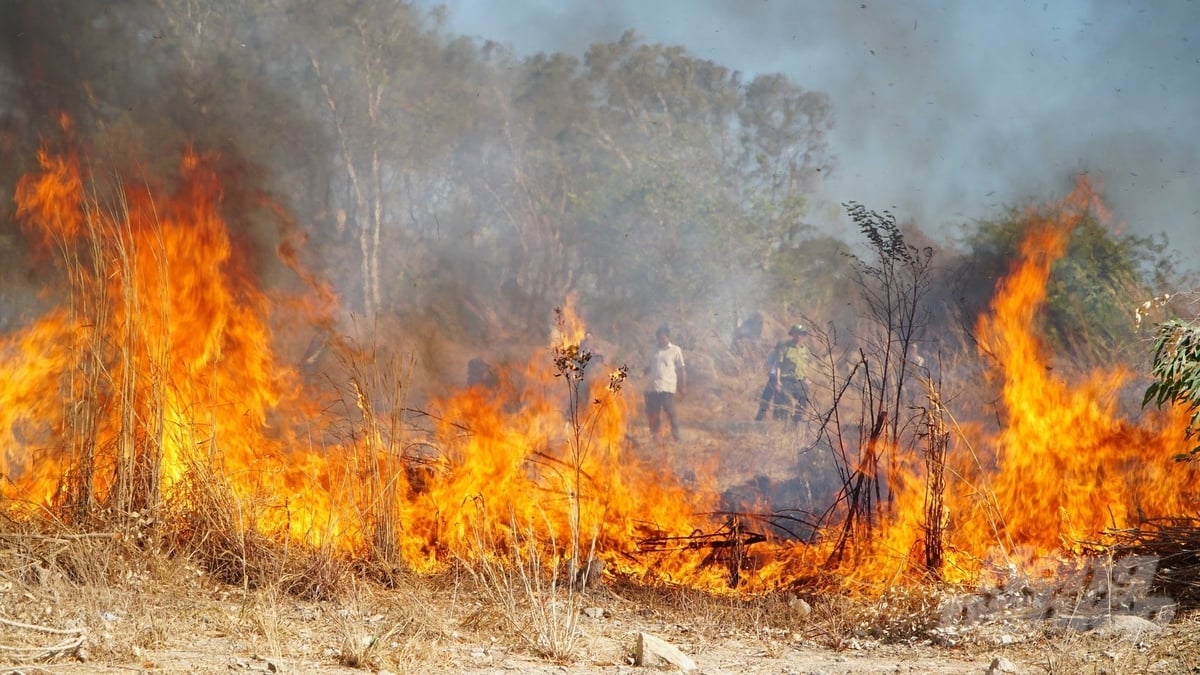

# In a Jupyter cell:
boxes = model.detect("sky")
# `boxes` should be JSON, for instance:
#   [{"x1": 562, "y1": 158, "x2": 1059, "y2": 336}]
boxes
[{"x1": 420, "y1": 0, "x2": 1200, "y2": 268}]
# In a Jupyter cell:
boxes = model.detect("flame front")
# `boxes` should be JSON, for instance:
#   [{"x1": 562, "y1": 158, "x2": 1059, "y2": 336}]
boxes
[
  {"x1": 950, "y1": 177, "x2": 1197, "y2": 573},
  {"x1": 2, "y1": 141, "x2": 338, "y2": 542},
  {"x1": 2, "y1": 142, "x2": 1197, "y2": 595},
  {"x1": 0, "y1": 143, "x2": 728, "y2": 588}
]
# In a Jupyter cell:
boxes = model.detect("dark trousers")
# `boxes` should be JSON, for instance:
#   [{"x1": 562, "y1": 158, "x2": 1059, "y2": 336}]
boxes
[
  {"x1": 755, "y1": 380, "x2": 782, "y2": 421},
  {"x1": 755, "y1": 378, "x2": 807, "y2": 423},
  {"x1": 645, "y1": 390, "x2": 680, "y2": 440}
]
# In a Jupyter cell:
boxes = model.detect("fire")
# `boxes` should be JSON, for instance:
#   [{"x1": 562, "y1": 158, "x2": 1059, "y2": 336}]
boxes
[
  {"x1": 1, "y1": 136, "x2": 1195, "y2": 596},
  {"x1": 733, "y1": 175, "x2": 1198, "y2": 590},
  {"x1": 396, "y1": 301, "x2": 723, "y2": 584},
  {"x1": 848, "y1": 176, "x2": 1199, "y2": 586},
  {"x1": 948, "y1": 177, "x2": 1198, "y2": 576},
  {"x1": 3, "y1": 138, "x2": 334, "y2": 541},
  {"x1": 0, "y1": 139, "x2": 726, "y2": 589}
]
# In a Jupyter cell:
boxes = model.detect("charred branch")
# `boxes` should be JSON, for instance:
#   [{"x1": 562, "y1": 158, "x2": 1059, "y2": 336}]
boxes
[{"x1": 1104, "y1": 517, "x2": 1200, "y2": 610}]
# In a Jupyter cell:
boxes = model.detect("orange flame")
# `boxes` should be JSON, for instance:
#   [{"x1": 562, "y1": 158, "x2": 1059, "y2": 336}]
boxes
[
  {"x1": 1, "y1": 142, "x2": 731, "y2": 589},
  {"x1": 3, "y1": 141, "x2": 333, "y2": 540},
  {"x1": 952, "y1": 176, "x2": 1197, "y2": 572},
  {"x1": 846, "y1": 176, "x2": 1199, "y2": 586},
  {"x1": 2, "y1": 141, "x2": 1196, "y2": 596}
]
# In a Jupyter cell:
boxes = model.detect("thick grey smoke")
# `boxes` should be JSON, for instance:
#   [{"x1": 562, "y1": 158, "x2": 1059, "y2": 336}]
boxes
[{"x1": 423, "y1": 0, "x2": 1200, "y2": 266}]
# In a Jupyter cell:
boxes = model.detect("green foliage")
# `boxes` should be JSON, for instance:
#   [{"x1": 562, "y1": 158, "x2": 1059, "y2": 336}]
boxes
[
  {"x1": 766, "y1": 232, "x2": 857, "y2": 315},
  {"x1": 1144, "y1": 318, "x2": 1200, "y2": 460},
  {"x1": 954, "y1": 208, "x2": 1158, "y2": 363},
  {"x1": 10, "y1": 2, "x2": 843, "y2": 351}
]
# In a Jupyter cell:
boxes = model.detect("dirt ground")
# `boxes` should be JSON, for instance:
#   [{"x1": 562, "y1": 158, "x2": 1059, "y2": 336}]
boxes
[
  {"x1": 0, "y1": 551, "x2": 1196, "y2": 675},
  {"x1": 2, "y1": 358, "x2": 1195, "y2": 674}
]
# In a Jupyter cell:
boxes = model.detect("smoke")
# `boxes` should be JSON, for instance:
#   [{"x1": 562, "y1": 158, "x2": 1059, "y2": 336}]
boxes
[
  {"x1": 0, "y1": 5, "x2": 328, "y2": 264},
  {"x1": 423, "y1": 0, "x2": 1200, "y2": 266},
  {"x1": 1, "y1": 0, "x2": 1194, "y2": 365}
]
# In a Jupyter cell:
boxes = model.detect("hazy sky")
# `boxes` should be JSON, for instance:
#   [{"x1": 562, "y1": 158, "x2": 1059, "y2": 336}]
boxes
[{"x1": 421, "y1": 0, "x2": 1199, "y2": 266}]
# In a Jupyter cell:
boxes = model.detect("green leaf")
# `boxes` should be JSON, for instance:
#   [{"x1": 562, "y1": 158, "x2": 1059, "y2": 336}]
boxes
[{"x1": 1143, "y1": 382, "x2": 1159, "y2": 408}]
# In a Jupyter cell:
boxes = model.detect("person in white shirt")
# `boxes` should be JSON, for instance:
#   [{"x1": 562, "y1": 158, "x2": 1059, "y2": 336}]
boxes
[{"x1": 644, "y1": 324, "x2": 686, "y2": 441}]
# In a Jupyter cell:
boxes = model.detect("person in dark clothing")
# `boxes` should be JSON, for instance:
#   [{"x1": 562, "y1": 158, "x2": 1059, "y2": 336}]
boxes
[{"x1": 755, "y1": 324, "x2": 811, "y2": 425}]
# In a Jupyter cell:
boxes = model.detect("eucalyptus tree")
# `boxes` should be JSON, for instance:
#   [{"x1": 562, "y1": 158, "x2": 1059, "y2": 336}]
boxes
[
  {"x1": 276, "y1": 0, "x2": 462, "y2": 316},
  {"x1": 571, "y1": 31, "x2": 836, "y2": 337},
  {"x1": 952, "y1": 206, "x2": 1162, "y2": 366},
  {"x1": 1145, "y1": 315, "x2": 1200, "y2": 460}
]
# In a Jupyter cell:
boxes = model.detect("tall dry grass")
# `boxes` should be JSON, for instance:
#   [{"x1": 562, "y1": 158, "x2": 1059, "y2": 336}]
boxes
[
  {"x1": 12, "y1": 164, "x2": 175, "y2": 530},
  {"x1": 466, "y1": 500, "x2": 584, "y2": 660},
  {"x1": 460, "y1": 329, "x2": 626, "y2": 660},
  {"x1": 326, "y1": 327, "x2": 418, "y2": 577},
  {"x1": 18, "y1": 164, "x2": 352, "y2": 604}
]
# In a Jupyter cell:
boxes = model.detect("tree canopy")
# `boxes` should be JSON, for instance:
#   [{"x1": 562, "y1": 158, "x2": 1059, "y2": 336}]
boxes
[
  {"x1": 950, "y1": 204, "x2": 1169, "y2": 365},
  {"x1": 0, "y1": 0, "x2": 1186, "y2": 388}
]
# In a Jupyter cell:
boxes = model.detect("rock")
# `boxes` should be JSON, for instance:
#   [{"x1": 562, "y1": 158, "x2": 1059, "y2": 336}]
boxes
[
  {"x1": 788, "y1": 596, "x2": 812, "y2": 617},
  {"x1": 634, "y1": 632, "x2": 697, "y2": 672},
  {"x1": 1092, "y1": 614, "x2": 1164, "y2": 641},
  {"x1": 582, "y1": 607, "x2": 605, "y2": 619},
  {"x1": 986, "y1": 656, "x2": 1021, "y2": 674}
]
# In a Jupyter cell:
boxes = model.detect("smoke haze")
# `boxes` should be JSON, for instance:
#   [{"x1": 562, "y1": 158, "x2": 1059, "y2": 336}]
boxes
[
  {"x1": 424, "y1": 0, "x2": 1200, "y2": 263},
  {"x1": 0, "y1": 0, "x2": 1194, "y2": 367}
]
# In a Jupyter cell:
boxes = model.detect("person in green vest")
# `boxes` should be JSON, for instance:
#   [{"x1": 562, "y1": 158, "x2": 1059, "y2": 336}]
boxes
[{"x1": 755, "y1": 324, "x2": 811, "y2": 426}]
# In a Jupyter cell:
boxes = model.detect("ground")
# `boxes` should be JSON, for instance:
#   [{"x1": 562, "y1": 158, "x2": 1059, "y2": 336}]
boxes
[
  {"x1": 0, "y1": 552, "x2": 1197, "y2": 675},
  {"x1": 2, "y1": 344, "x2": 1196, "y2": 674}
]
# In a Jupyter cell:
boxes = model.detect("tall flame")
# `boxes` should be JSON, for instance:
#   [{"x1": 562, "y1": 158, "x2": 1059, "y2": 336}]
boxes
[
  {"x1": 0, "y1": 142, "x2": 730, "y2": 588},
  {"x1": 1, "y1": 140, "x2": 1196, "y2": 595},
  {"x1": 951, "y1": 176, "x2": 1197, "y2": 574}
]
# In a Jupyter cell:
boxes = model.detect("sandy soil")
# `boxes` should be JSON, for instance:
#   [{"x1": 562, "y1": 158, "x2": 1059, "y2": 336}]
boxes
[
  {"x1": 0, "y1": 546, "x2": 1195, "y2": 675},
  {"x1": 2, "y1": 371, "x2": 1194, "y2": 674}
]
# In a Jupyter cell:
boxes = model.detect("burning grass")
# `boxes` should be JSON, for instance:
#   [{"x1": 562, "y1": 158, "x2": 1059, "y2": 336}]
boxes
[{"x1": 3, "y1": 135, "x2": 1200, "y2": 671}]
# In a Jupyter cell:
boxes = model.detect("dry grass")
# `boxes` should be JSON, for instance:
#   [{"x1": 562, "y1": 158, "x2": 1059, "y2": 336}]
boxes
[
  {"x1": 324, "y1": 579, "x2": 445, "y2": 671},
  {"x1": 244, "y1": 584, "x2": 287, "y2": 661},
  {"x1": 328, "y1": 330, "x2": 417, "y2": 573},
  {"x1": 0, "y1": 509, "x2": 448, "y2": 672},
  {"x1": 462, "y1": 503, "x2": 586, "y2": 661},
  {"x1": 1, "y1": 510, "x2": 1199, "y2": 674},
  {"x1": 161, "y1": 456, "x2": 354, "y2": 602},
  {"x1": 0, "y1": 513, "x2": 190, "y2": 665}
]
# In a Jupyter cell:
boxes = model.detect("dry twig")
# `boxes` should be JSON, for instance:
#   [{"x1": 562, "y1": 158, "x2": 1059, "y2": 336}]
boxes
[
  {"x1": 1104, "y1": 517, "x2": 1200, "y2": 609},
  {"x1": 0, "y1": 615, "x2": 87, "y2": 661}
]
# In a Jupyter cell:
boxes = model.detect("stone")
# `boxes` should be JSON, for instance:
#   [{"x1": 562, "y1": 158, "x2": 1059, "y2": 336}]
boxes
[
  {"x1": 1092, "y1": 614, "x2": 1164, "y2": 641},
  {"x1": 986, "y1": 655, "x2": 1021, "y2": 674},
  {"x1": 788, "y1": 596, "x2": 812, "y2": 617},
  {"x1": 634, "y1": 632, "x2": 697, "y2": 672}
]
